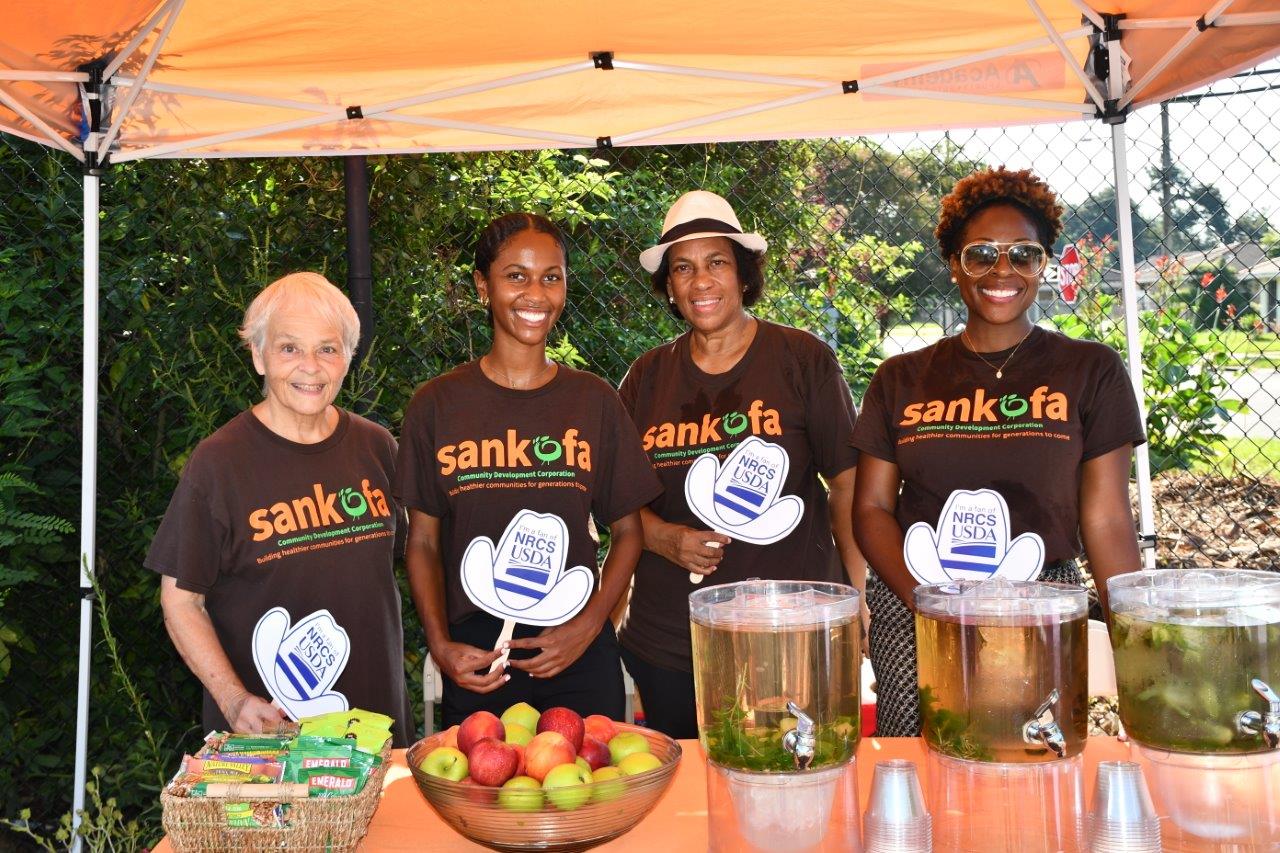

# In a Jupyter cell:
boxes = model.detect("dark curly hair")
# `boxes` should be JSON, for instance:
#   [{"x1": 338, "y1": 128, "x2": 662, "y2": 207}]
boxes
[
  {"x1": 935, "y1": 167, "x2": 1064, "y2": 261},
  {"x1": 474, "y1": 212, "x2": 568, "y2": 276},
  {"x1": 649, "y1": 239, "x2": 766, "y2": 320}
]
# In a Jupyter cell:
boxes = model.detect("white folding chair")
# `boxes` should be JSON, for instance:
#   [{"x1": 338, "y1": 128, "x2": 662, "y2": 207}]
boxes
[{"x1": 1088, "y1": 618, "x2": 1117, "y2": 696}]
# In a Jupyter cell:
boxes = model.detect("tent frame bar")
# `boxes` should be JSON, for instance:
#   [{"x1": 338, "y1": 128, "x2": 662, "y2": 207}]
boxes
[
  {"x1": 1121, "y1": 0, "x2": 1238, "y2": 108},
  {"x1": 1121, "y1": 12, "x2": 1280, "y2": 28},
  {"x1": 98, "y1": 0, "x2": 187, "y2": 156},
  {"x1": 102, "y1": 0, "x2": 184, "y2": 81},
  {"x1": 863, "y1": 85, "x2": 1096, "y2": 114},
  {"x1": 1025, "y1": 0, "x2": 1107, "y2": 108},
  {"x1": 0, "y1": 87, "x2": 84, "y2": 159},
  {"x1": 1103, "y1": 17, "x2": 1158, "y2": 570}
]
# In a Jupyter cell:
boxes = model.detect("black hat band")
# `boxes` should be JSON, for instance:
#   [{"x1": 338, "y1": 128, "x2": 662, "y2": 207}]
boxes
[{"x1": 657, "y1": 217, "x2": 742, "y2": 244}]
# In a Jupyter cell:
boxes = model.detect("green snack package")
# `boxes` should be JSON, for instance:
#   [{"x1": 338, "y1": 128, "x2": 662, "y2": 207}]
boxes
[
  {"x1": 284, "y1": 745, "x2": 357, "y2": 783},
  {"x1": 205, "y1": 733, "x2": 292, "y2": 757},
  {"x1": 302, "y1": 766, "x2": 365, "y2": 798},
  {"x1": 345, "y1": 721, "x2": 391, "y2": 755},
  {"x1": 342, "y1": 709, "x2": 394, "y2": 731},
  {"x1": 298, "y1": 716, "x2": 349, "y2": 739},
  {"x1": 287, "y1": 735, "x2": 355, "y2": 753}
]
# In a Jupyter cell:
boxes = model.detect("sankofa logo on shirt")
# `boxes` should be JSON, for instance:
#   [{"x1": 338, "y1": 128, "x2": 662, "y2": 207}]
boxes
[
  {"x1": 899, "y1": 386, "x2": 1068, "y2": 426},
  {"x1": 642, "y1": 399, "x2": 781, "y2": 450},
  {"x1": 437, "y1": 428, "x2": 591, "y2": 476},
  {"x1": 248, "y1": 480, "x2": 392, "y2": 541}
]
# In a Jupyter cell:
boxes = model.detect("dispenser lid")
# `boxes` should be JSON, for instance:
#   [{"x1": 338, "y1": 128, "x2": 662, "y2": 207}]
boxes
[
  {"x1": 688, "y1": 579, "x2": 859, "y2": 630},
  {"x1": 1108, "y1": 569, "x2": 1280, "y2": 626},
  {"x1": 913, "y1": 577, "x2": 1087, "y2": 623}
]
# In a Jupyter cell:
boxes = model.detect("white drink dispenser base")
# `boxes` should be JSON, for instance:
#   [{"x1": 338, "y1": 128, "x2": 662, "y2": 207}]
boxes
[{"x1": 706, "y1": 759, "x2": 860, "y2": 853}]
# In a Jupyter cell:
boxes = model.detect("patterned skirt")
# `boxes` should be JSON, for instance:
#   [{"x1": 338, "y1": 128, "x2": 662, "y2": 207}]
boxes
[{"x1": 866, "y1": 560, "x2": 1084, "y2": 737}]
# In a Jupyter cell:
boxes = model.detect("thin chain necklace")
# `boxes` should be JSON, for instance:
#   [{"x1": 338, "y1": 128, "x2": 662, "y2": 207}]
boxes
[
  {"x1": 962, "y1": 327, "x2": 1034, "y2": 380},
  {"x1": 482, "y1": 354, "x2": 555, "y2": 389}
]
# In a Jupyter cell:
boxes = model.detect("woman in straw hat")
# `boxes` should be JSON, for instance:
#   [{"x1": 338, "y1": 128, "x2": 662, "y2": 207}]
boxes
[{"x1": 618, "y1": 191, "x2": 867, "y2": 738}]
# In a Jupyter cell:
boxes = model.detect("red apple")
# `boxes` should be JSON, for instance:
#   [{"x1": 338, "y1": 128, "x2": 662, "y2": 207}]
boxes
[
  {"x1": 584, "y1": 714, "x2": 618, "y2": 744},
  {"x1": 468, "y1": 737, "x2": 520, "y2": 787},
  {"x1": 512, "y1": 743, "x2": 527, "y2": 778},
  {"x1": 457, "y1": 710, "x2": 505, "y2": 757},
  {"x1": 536, "y1": 707, "x2": 585, "y2": 753},
  {"x1": 524, "y1": 731, "x2": 575, "y2": 782},
  {"x1": 578, "y1": 735, "x2": 611, "y2": 771}
]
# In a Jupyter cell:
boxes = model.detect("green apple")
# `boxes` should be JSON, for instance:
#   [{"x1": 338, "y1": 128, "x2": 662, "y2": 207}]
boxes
[
  {"x1": 501, "y1": 701, "x2": 540, "y2": 733},
  {"x1": 505, "y1": 723, "x2": 534, "y2": 746},
  {"x1": 607, "y1": 731, "x2": 650, "y2": 765},
  {"x1": 541, "y1": 762, "x2": 593, "y2": 810},
  {"x1": 617, "y1": 752, "x2": 662, "y2": 776},
  {"x1": 591, "y1": 765, "x2": 626, "y2": 802},
  {"x1": 575, "y1": 756, "x2": 591, "y2": 774},
  {"x1": 419, "y1": 746, "x2": 468, "y2": 782},
  {"x1": 497, "y1": 775, "x2": 543, "y2": 812}
]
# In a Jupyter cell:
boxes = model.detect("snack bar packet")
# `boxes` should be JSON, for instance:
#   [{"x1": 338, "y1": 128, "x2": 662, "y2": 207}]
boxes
[
  {"x1": 178, "y1": 755, "x2": 284, "y2": 785},
  {"x1": 203, "y1": 732, "x2": 292, "y2": 757},
  {"x1": 298, "y1": 715, "x2": 349, "y2": 739},
  {"x1": 287, "y1": 735, "x2": 355, "y2": 754},
  {"x1": 342, "y1": 709, "x2": 394, "y2": 730},
  {"x1": 284, "y1": 742, "x2": 357, "y2": 782},
  {"x1": 301, "y1": 767, "x2": 365, "y2": 798},
  {"x1": 223, "y1": 801, "x2": 288, "y2": 829},
  {"x1": 346, "y1": 721, "x2": 391, "y2": 756}
]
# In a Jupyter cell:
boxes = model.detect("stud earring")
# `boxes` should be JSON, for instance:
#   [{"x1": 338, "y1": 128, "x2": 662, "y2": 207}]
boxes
[
  {"x1": 950, "y1": 276, "x2": 957, "y2": 284},
  {"x1": 668, "y1": 296, "x2": 675, "y2": 305}
]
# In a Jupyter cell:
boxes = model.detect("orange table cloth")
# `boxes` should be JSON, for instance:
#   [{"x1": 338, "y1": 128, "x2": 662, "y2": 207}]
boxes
[{"x1": 153, "y1": 737, "x2": 1132, "y2": 851}]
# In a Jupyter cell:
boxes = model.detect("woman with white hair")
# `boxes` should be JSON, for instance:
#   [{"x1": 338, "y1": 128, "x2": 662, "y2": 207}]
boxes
[{"x1": 147, "y1": 272, "x2": 414, "y2": 746}]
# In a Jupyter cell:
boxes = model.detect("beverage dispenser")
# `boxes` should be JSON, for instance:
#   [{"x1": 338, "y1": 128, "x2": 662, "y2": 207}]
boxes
[
  {"x1": 689, "y1": 579, "x2": 862, "y2": 852},
  {"x1": 915, "y1": 578, "x2": 1089, "y2": 852},
  {"x1": 1110, "y1": 568, "x2": 1280, "y2": 851}
]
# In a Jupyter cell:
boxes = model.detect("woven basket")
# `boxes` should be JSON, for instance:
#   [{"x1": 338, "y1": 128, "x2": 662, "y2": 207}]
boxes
[{"x1": 160, "y1": 741, "x2": 390, "y2": 852}]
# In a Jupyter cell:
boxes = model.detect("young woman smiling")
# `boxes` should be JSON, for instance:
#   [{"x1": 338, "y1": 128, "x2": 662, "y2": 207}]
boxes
[
  {"x1": 851, "y1": 168, "x2": 1146, "y2": 737},
  {"x1": 394, "y1": 213, "x2": 660, "y2": 725}
]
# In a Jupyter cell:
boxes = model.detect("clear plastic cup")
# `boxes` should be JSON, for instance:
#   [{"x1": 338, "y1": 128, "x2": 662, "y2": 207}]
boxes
[
  {"x1": 863, "y1": 759, "x2": 931, "y2": 852},
  {"x1": 1087, "y1": 761, "x2": 1161, "y2": 852}
]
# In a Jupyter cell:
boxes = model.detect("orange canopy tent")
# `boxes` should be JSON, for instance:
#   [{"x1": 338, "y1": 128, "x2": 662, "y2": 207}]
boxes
[{"x1": 4, "y1": 1, "x2": 1279, "y2": 844}]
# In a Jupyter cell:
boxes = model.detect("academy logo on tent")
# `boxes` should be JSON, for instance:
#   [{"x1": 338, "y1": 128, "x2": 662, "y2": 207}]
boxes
[
  {"x1": 461, "y1": 509, "x2": 593, "y2": 626},
  {"x1": 903, "y1": 488, "x2": 1044, "y2": 584},
  {"x1": 251, "y1": 607, "x2": 351, "y2": 721},
  {"x1": 685, "y1": 436, "x2": 804, "y2": 545}
]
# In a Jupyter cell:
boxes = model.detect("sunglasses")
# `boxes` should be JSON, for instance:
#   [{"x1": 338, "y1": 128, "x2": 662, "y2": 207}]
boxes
[{"x1": 959, "y1": 241, "x2": 1048, "y2": 278}]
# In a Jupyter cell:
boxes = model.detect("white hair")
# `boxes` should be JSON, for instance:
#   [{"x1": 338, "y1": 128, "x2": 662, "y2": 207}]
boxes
[{"x1": 239, "y1": 272, "x2": 361, "y2": 359}]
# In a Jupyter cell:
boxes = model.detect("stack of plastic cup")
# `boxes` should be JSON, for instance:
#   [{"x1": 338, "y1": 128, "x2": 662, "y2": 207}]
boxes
[
  {"x1": 863, "y1": 759, "x2": 932, "y2": 852},
  {"x1": 1087, "y1": 761, "x2": 1162, "y2": 852}
]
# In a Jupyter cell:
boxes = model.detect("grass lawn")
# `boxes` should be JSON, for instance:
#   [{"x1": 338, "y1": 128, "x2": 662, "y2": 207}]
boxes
[
  {"x1": 1195, "y1": 437, "x2": 1280, "y2": 479},
  {"x1": 1206, "y1": 330, "x2": 1280, "y2": 369}
]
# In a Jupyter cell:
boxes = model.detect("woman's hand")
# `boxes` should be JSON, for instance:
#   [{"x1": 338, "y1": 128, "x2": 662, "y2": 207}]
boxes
[
  {"x1": 507, "y1": 612, "x2": 602, "y2": 679},
  {"x1": 659, "y1": 522, "x2": 731, "y2": 575},
  {"x1": 432, "y1": 640, "x2": 508, "y2": 693},
  {"x1": 222, "y1": 691, "x2": 287, "y2": 733}
]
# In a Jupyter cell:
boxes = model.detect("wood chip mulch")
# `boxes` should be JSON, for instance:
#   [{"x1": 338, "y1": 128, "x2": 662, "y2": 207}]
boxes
[{"x1": 1138, "y1": 471, "x2": 1280, "y2": 571}]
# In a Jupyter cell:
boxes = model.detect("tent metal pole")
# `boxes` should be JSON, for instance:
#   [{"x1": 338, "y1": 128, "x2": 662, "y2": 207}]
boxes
[
  {"x1": 1106, "y1": 26, "x2": 1158, "y2": 570},
  {"x1": 71, "y1": 168, "x2": 100, "y2": 853},
  {"x1": 344, "y1": 155, "x2": 374, "y2": 378},
  {"x1": 1120, "y1": 0, "x2": 1237, "y2": 109}
]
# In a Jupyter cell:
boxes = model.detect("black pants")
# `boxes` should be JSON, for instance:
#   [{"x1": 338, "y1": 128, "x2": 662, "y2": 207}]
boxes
[
  {"x1": 440, "y1": 614, "x2": 625, "y2": 727},
  {"x1": 621, "y1": 646, "x2": 699, "y2": 740}
]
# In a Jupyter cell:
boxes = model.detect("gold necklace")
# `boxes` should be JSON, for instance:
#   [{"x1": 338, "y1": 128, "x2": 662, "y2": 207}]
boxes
[
  {"x1": 962, "y1": 327, "x2": 1034, "y2": 380},
  {"x1": 482, "y1": 355, "x2": 555, "y2": 389}
]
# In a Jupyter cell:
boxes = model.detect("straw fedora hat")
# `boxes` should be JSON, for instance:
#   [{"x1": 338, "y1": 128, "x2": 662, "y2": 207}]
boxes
[{"x1": 639, "y1": 190, "x2": 768, "y2": 273}]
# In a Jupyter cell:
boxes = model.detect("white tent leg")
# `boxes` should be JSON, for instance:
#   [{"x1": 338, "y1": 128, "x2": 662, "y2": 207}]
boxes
[
  {"x1": 71, "y1": 171, "x2": 100, "y2": 851},
  {"x1": 1107, "y1": 34, "x2": 1158, "y2": 570}
]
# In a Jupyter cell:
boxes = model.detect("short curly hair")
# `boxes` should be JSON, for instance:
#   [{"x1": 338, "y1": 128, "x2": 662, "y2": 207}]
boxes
[{"x1": 935, "y1": 167, "x2": 1064, "y2": 261}]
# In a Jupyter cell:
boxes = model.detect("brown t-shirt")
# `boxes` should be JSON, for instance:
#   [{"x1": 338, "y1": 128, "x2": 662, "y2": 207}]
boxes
[
  {"x1": 145, "y1": 409, "x2": 414, "y2": 747},
  {"x1": 852, "y1": 327, "x2": 1146, "y2": 565},
  {"x1": 618, "y1": 319, "x2": 860, "y2": 672},
  {"x1": 394, "y1": 361, "x2": 662, "y2": 627}
]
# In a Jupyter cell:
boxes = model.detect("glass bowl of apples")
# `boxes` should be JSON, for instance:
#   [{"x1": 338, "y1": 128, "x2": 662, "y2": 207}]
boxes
[{"x1": 408, "y1": 704, "x2": 682, "y2": 851}]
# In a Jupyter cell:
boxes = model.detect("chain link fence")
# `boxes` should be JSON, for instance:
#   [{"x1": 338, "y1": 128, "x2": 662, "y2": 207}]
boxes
[{"x1": 2, "y1": 62, "x2": 1278, "y2": 843}]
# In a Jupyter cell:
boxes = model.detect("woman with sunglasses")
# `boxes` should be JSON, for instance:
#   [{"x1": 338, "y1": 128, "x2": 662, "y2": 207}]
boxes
[{"x1": 851, "y1": 168, "x2": 1146, "y2": 736}]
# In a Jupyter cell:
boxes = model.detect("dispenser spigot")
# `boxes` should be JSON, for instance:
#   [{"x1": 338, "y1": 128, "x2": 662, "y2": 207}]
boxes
[
  {"x1": 1022, "y1": 689, "x2": 1067, "y2": 758},
  {"x1": 1236, "y1": 678, "x2": 1280, "y2": 749},
  {"x1": 781, "y1": 701, "x2": 816, "y2": 770}
]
